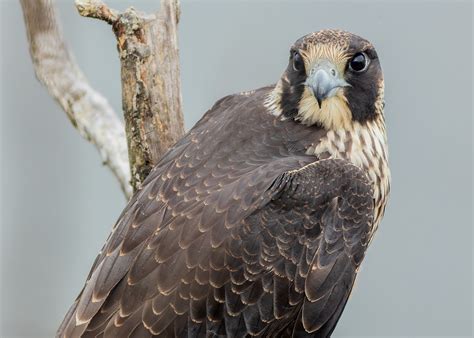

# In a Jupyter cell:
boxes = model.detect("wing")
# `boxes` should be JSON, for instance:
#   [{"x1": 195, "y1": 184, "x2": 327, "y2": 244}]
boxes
[
  {"x1": 190, "y1": 158, "x2": 375, "y2": 338},
  {"x1": 256, "y1": 158, "x2": 375, "y2": 337},
  {"x1": 58, "y1": 155, "x2": 373, "y2": 338},
  {"x1": 57, "y1": 89, "x2": 314, "y2": 337}
]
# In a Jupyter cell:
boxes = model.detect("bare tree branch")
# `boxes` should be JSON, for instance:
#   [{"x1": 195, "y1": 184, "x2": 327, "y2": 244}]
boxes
[
  {"x1": 20, "y1": 0, "x2": 132, "y2": 198},
  {"x1": 75, "y1": 0, "x2": 118, "y2": 24},
  {"x1": 76, "y1": 0, "x2": 185, "y2": 192}
]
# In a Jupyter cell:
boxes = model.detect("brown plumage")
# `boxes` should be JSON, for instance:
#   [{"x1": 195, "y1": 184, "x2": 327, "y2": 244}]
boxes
[{"x1": 58, "y1": 30, "x2": 390, "y2": 337}]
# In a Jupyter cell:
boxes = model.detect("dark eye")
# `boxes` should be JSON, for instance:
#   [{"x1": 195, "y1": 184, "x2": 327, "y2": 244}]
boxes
[
  {"x1": 292, "y1": 51, "x2": 304, "y2": 72},
  {"x1": 349, "y1": 52, "x2": 368, "y2": 72}
]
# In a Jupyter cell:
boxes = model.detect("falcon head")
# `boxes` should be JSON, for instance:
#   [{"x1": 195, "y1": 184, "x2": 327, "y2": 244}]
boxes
[{"x1": 267, "y1": 30, "x2": 384, "y2": 130}]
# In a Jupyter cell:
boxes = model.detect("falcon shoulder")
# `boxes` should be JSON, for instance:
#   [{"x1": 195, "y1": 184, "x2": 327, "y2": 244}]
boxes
[
  {"x1": 256, "y1": 158, "x2": 375, "y2": 337},
  {"x1": 209, "y1": 158, "x2": 375, "y2": 337}
]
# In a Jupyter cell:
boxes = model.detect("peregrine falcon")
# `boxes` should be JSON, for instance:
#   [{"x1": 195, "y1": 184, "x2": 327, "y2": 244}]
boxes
[{"x1": 58, "y1": 29, "x2": 390, "y2": 337}]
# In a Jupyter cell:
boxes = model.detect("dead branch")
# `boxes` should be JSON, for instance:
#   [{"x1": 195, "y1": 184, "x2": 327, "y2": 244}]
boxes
[
  {"x1": 76, "y1": 0, "x2": 185, "y2": 192},
  {"x1": 20, "y1": 0, "x2": 132, "y2": 198}
]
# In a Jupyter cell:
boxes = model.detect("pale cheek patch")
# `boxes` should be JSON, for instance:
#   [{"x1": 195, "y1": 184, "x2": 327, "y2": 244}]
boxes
[
  {"x1": 264, "y1": 80, "x2": 283, "y2": 116},
  {"x1": 297, "y1": 87, "x2": 352, "y2": 130}
]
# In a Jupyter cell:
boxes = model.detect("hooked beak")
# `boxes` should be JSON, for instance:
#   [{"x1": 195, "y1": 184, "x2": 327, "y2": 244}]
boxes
[{"x1": 305, "y1": 60, "x2": 350, "y2": 108}]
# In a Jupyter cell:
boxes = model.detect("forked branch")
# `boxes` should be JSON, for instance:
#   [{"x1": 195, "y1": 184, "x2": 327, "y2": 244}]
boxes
[{"x1": 20, "y1": 0, "x2": 132, "y2": 198}]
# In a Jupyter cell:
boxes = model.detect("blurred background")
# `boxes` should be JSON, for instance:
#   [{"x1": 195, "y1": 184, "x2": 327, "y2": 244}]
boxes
[{"x1": 0, "y1": 0, "x2": 472, "y2": 337}]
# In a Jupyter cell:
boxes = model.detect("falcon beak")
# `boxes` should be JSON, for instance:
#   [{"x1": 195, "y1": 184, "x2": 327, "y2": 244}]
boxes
[{"x1": 306, "y1": 60, "x2": 350, "y2": 108}]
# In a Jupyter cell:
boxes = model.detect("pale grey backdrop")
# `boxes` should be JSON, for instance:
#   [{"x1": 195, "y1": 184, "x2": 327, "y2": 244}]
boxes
[{"x1": 0, "y1": 0, "x2": 472, "y2": 337}]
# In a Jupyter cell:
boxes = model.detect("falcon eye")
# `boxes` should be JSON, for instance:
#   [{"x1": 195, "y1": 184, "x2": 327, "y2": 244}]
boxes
[
  {"x1": 349, "y1": 52, "x2": 369, "y2": 72},
  {"x1": 292, "y1": 51, "x2": 304, "y2": 72}
]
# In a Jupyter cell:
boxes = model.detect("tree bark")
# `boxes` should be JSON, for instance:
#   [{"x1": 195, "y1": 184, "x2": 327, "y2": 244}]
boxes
[
  {"x1": 76, "y1": 0, "x2": 185, "y2": 192},
  {"x1": 20, "y1": 0, "x2": 132, "y2": 198},
  {"x1": 21, "y1": 0, "x2": 185, "y2": 196}
]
